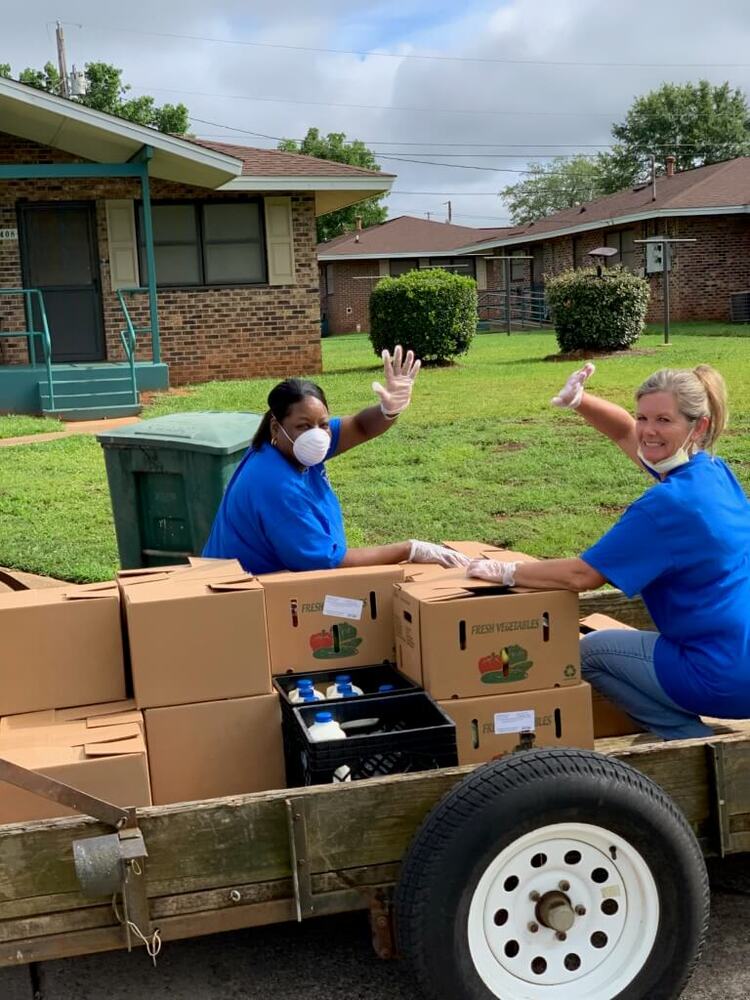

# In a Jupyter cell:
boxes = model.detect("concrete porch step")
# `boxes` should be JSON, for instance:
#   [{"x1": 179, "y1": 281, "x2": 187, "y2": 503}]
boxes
[{"x1": 41, "y1": 404, "x2": 143, "y2": 421}]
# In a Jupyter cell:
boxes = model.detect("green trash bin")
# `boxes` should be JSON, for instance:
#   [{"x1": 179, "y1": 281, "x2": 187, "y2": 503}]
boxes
[{"x1": 97, "y1": 411, "x2": 261, "y2": 569}]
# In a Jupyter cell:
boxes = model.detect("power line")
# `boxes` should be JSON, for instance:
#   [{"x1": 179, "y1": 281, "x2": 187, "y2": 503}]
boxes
[
  {"x1": 377, "y1": 155, "x2": 530, "y2": 173},
  {"x1": 148, "y1": 85, "x2": 617, "y2": 118},
  {"x1": 66, "y1": 21, "x2": 750, "y2": 69},
  {"x1": 391, "y1": 191, "x2": 508, "y2": 195},
  {"x1": 189, "y1": 118, "x2": 747, "y2": 190}
]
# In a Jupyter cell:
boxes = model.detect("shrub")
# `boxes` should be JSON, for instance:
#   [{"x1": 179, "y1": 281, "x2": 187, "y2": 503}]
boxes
[
  {"x1": 369, "y1": 268, "x2": 477, "y2": 363},
  {"x1": 545, "y1": 266, "x2": 650, "y2": 353}
]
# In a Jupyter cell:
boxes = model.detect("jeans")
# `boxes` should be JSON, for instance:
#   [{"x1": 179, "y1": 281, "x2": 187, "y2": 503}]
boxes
[{"x1": 580, "y1": 629, "x2": 715, "y2": 741}]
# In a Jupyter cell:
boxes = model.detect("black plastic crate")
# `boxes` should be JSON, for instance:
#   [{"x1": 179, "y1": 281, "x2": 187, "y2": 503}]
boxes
[
  {"x1": 273, "y1": 663, "x2": 419, "y2": 707},
  {"x1": 274, "y1": 665, "x2": 422, "y2": 786},
  {"x1": 287, "y1": 691, "x2": 458, "y2": 786}
]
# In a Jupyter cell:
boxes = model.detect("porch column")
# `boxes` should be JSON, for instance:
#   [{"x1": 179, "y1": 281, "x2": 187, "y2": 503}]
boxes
[{"x1": 137, "y1": 152, "x2": 161, "y2": 365}]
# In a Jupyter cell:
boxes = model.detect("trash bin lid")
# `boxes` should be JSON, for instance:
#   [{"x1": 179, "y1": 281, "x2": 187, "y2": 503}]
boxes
[{"x1": 96, "y1": 411, "x2": 262, "y2": 455}]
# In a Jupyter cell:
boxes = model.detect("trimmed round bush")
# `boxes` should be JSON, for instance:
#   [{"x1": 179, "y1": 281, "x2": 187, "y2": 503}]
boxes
[
  {"x1": 369, "y1": 268, "x2": 477, "y2": 364},
  {"x1": 545, "y1": 266, "x2": 650, "y2": 353}
]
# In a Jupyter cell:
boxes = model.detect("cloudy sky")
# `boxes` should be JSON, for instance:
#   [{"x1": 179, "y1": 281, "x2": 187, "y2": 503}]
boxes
[{"x1": 5, "y1": 1, "x2": 750, "y2": 227}]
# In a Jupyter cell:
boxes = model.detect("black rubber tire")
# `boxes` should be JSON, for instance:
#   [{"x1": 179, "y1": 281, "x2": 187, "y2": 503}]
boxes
[{"x1": 395, "y1": 748, "x2": 709, "y2": 1000}]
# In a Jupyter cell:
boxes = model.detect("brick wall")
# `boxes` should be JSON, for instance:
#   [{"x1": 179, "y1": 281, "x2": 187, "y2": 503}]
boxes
[
  {"x1": 0, "y1": 133, "x2": 322, "y2": 383},
  {"x1": 320, "y1": 259, "x2": 381, "y2": 334},
  {"x1": 529, "y1": 216, "x2": 750, "y2": 323}
]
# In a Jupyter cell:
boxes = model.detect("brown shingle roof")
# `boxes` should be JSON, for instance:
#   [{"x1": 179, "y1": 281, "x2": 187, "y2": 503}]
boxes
[
  {"x1": 318, "y1": 215, "x2": 513, "y2": 257},
  {"x1": 190, "y1": 139, "x2": 394, "y2": 179},
  {"x1": 462, "y1": 157, "x2": 750, "y2": 250}
]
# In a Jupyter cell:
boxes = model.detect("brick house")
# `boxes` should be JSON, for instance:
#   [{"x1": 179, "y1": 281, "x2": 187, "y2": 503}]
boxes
[
  {"x1": 318, "y1": 216, "x2": 510, "y2": 334},
  {"x1": 0, "y1": 77, "x2": 392, "y2": 416},
  {"x1": 459, "y1": 156, "x2": 750, "y2": 324}
]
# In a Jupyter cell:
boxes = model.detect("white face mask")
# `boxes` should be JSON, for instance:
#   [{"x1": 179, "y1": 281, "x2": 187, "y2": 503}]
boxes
[
  {"x1": 637, "y1": 427, "x2": 696, "y2": 477},
  {"x1": 280, "y1": 425, "x2": 330, "y2": 467}
]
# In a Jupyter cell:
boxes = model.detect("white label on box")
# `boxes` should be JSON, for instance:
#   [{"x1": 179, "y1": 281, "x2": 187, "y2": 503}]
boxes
[
  {"x1": 323, "y1": 595, "x2": 364, "y2": 620},
  {"x1": 494, "y1": 710, "x2": 535, "y2": 735}
]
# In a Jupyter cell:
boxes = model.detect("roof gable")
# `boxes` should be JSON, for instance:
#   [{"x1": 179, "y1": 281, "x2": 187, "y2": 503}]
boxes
[
  {"x1": 460, "y1": 157, "x2": 750, "y2": 252},
  {"x1": 318, "y1": 215, "x2": 512, "y2": 258}
]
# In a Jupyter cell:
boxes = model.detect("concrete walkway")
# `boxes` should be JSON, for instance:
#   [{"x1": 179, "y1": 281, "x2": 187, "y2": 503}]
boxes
[{"x1": 0, "y1": 416, "x2": 140, "y2": 448}]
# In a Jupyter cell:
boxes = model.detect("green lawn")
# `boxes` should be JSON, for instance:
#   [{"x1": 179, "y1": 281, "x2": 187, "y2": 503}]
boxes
[
  {"x1": 2, "y1": 328, "x2": 750, "y2": 582},
  {"x1": 0, "y1": 414, "x2": 64, "y2": 440}
]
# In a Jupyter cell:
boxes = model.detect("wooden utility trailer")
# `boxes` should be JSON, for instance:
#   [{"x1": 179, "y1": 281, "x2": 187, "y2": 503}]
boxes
[{"x1": 0, "y1": 590, "x2": 747, "y2": 994}]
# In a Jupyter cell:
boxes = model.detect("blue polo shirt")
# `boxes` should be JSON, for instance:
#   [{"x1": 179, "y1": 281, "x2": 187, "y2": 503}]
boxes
[
  {"x1": 581, "y1": 452, "x2": 750, "y2": 717},
  {"x1": 202, "y1": 418, "x2": 346, "y2": 574}
]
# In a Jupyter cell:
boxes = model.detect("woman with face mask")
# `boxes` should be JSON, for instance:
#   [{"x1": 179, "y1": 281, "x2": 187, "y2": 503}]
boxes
[
  {"x1": 203, "y1": 346, "x2": 467, "y2": 575},
  {"x1": 467, "y1": 363, "x2": 750, "y2": 741}
]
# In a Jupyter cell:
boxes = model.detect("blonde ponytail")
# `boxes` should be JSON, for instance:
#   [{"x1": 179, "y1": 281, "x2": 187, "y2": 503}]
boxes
[{"x1": 692, "y1": 365, "x2": 728, "y2": 451}]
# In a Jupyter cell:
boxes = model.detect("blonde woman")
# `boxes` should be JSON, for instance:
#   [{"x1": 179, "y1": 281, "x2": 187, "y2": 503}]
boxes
[{"x1": 468, "y1": 364, "x2": 750, "y2": 741}]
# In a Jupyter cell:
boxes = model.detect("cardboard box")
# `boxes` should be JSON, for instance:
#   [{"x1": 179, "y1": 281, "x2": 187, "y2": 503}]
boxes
[
  {"x1": 259, "y1": 565, "x2": 404, "y2": 674},
  {"x1": 443, "y1": 541, "x2": 539, "y2": 564},
  {"x1": 438, "y1": 683, "x2": 594, "y2": 765},
  {"x1": 116, "y1": 559, "x2": 244, "y2": 587},
  {"x1": 394, "y1": 574, "x2": 581, "y2": 699},
  {"x1": 123, "y1": 575, "x2": 271, "y2": 709},
  {"x1": 0, "y1": 700, "x2": 150, "y2": 824},
  {"x1": 145, "y1": 694, "x2": 285, "y2": 804},
  {"x1": 0, "y1": 586, "x2": 126, "y2": 716},
  {"x1": 579, "y1": 613, "x2": 644, "y2": 738}
]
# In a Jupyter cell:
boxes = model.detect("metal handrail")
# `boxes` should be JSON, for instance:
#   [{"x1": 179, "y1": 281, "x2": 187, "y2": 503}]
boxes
[
  {"x1": 0, "y1": 287, "x2": 55, "y2": 409},
  {"x1": 116, "y1": 289, "x2": 150, "y2": 406},
  {"x1": 478, "y1": 288, "x2": 552, "y2": 330}
]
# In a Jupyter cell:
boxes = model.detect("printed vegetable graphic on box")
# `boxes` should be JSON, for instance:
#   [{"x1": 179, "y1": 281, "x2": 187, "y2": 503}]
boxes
[
  {"x1": 310, "y1": 622, "x2": 363, "y2": 659},
  {"x1": 478, "y1": 645, "x2": 533, "y2": 684}
]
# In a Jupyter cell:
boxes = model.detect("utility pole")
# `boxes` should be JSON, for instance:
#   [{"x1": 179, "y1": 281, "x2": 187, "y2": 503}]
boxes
[
  {"x1": 56, "y1": 21, "x2": 70, "y2": 97},
  {"x1": 443, "y1": 200, "x2": 453, "y2": 223},
  {"x1": 650, "y1": 154, "x2": 657, "y2": 202}
]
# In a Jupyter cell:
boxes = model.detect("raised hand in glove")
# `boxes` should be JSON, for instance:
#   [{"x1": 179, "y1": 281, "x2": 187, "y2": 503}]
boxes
[
  {"x1": 409, "y1": 541, "x2": 470, "y2": 568},
  {"x1": 372, "y1": 345, "x2": 421, "y2": 418},
  {"x1": 466, "y1": 558, "x2": 519, "y2": 586},
  {"x1": 551, "y1": 362, "x2": 595, "y2": 409}
]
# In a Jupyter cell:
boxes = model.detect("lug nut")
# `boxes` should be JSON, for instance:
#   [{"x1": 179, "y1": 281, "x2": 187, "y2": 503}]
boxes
[
  {"x1": 528, "y1": 922, "x2": 539, "y2": 933},
  {"x1": 529, "y1": 890, "x2": 540, "y2": 902},
  {"x1": 559, "y1": 880, "x2": 570, "y2": 892},
  {"x1": 575, "y1": 905, "x2": 587, "y2": 916},
  {"x1": 556, "y1": 931, "x2": 567, "y2": 942}
]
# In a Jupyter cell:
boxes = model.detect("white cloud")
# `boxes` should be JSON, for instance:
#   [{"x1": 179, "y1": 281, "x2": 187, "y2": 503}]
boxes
[{"x1": 4, "y1": 1, "x2": 750, "y2": 225}]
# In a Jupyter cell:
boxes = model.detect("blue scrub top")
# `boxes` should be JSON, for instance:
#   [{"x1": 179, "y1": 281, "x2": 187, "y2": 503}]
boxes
[
  {"x1": 202, "y1": 417, "x2": 347, "y2": 574},
  {"x1": 582, "y1": 451, "x2": 750, "y2": 717}
]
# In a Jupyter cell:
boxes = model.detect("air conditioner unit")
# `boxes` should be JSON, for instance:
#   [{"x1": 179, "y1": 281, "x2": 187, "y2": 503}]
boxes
[{"x1": 730, "y1": 291, "x2": 750, "y2": 324}]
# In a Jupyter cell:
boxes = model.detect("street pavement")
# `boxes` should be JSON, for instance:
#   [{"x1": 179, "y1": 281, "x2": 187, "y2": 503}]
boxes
[{"x1": 2, "y1": 879, "x2": 750, "y2": 999}]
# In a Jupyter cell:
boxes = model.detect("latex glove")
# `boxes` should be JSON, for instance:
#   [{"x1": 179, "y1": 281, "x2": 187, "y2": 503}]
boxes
[
  {"x1": 409, "y1": 540, "x2": 470, "y2": 568},
  {"x1": 551, "y1": 362, "x2": 596, "y2": 409},
  {"x1": 466, "y1": 558, "x2": 519, "y2": 586},
  {"x1": 372, "y1": 345, "x2": 421, "y2": 418}
]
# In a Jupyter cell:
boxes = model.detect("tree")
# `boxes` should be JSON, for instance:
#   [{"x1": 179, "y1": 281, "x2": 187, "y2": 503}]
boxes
[
  {"x1": 500, "y1": 155, "x2": 609, "y2": 225},
  {"x1": 278, "y1": 127, "x2": 387, "y2": 242},
  {"x1": 2, "y1": 59, "x2": 189, "y2": 134},
  {"x1": 502, "y1": 80, "x2": 750, "y2": 222},
  {"x1": 600, "y1": 80, "x2": 750, "y2": 189}
]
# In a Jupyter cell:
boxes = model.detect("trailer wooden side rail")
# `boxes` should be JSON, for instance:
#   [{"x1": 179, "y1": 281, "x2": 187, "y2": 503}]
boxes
[{"x1": 2, "y1": 590, "x2": 749, "y2": 970}]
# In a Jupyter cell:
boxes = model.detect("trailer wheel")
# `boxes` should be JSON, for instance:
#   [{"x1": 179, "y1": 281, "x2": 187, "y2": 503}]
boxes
[{"x1": 395, "y1": 748, "x2": 708, "y2": 1000}]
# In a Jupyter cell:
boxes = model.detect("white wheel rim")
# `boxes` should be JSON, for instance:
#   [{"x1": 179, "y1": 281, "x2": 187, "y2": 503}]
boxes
[{"x1": 467, "y1": 822, "x2": 659, "y2": 999}]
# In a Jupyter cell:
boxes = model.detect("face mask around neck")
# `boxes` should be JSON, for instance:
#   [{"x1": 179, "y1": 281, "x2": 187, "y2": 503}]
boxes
[
  {"x1": 637, "y1": 426, "x2": 696, "y2": 477},
  {"x1": 279, "y1": 424, "x2": 330, "y2": 467}
]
